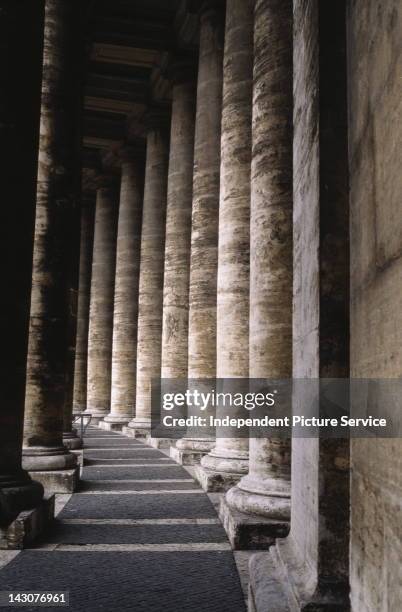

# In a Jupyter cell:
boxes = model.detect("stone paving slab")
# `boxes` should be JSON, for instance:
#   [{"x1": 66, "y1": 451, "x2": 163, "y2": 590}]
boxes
[
  {"x1": 59, "y1": 493, "x2": 217, "y2": 520},
  {"x1": 82, "y1": 466, "x2": 188, "y2": 480},
  {"x1": 78, "y1": 481, "x2": 199, "y2": 492},
  {"x1": 0, "y1": 429, "x2": 247, "y2": 612},
  {"x1": 85, "y1": 449, "x2": 165, "y2": 458},
  {"x1": 84, "y1": 439, "x2": 144, "y2": 447},
  {"x1": 0, "y1": 551, "x2": 246, "y2": 612},
  {"x1": 84, "y1": 458, "x2": 174, "y2": 466},
  {"x1": 43, "y1": 523, "x2": 228, "y2": 545}
]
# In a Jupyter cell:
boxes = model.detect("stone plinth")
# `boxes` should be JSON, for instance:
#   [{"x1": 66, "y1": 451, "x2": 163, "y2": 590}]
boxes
[
  {"x1": 170, "y1": 446, "x2": 205, "y2": 466},
  {"x1": 0, "y1": 494, "x2": 55, "y2": 551},
  {"x1": 219, "y1": 496, "x2": 289, "y2": 551},
  {"x1": 28, "y1": 468, "x2": 79, "y2": 495},
  {"x1": 194, "y1": 464, "x2": 243, "y2": 493}
]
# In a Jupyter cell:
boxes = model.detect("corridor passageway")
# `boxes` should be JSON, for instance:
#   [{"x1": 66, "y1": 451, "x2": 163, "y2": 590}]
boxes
[{"x1": 0, "y1": 428, "x2": 246, "y2": 611}]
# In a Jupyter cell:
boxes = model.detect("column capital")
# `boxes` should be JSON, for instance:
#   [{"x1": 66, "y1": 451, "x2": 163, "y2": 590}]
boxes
[
  {"x1": 144, "y1": 106, "x2": 171, "y2": 133},
  {"x1": 94, "y1": 173, "x2": 120, "y2": 192},
  {"x1": 199, "y1": 0, "x2": 226, "y2": 20},
  {"x1": 165, "y1": 54, "x2": 198, "y2": 86},
  {"x1": 188, "y1": 0, "x2": 225, "y2": 17},
  {"x1": 118, "y1": 142, "x2": 146, "y2": 164}
]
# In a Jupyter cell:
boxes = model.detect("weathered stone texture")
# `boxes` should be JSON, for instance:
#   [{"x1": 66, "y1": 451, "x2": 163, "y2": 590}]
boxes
[
  {"x1": 348, "y1": 0, "x2": 402, "y2": 609},
  {"x1": 0, "y1": 0, "x2": 45, "y2": 523},
  {"x1": 176, "y1": 3, "x2": 224, "y2": 457},
  {"x1": 291, "y1": 0, "x2": 350, "y2": 601},
  {"x1": 86, "y1": 182, "x2": 119, "y2": 420},
  {"x1": 198, "y1": 0, "x2": 253, "y2": 487},
  {"x1": 72, "y1": 197, "x2": 95, "y2": 414},
  {"x1": 132, "y1": 125, "x2": 169, "y2": 430},
  {"x1": 107, "y1": 156, "x2": 143, "y2": 425},
  {"x1": 23, "y1": 0, "x2": 79, "y2": 472},
  {"x1": 161, "y1": 77, "x2": 196, "y2": 380},
  {"x1": 226, "y1": 0, "x2": 293, "y2": 518},
  {"x1": 188, "y1": 3, "x2": 224, "y2": 381}
]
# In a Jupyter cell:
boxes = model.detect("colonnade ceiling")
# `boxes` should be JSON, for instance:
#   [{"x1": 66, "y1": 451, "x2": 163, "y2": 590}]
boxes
[{"x1": 82, "y1": 0, "x2": 199, "y2": 156}]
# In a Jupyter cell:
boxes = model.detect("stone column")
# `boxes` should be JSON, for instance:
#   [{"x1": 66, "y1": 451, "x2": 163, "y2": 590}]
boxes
[
  {"x1": 72, "y1": 194, "x2": 96, "y2": 415},
  {"x1": 174, "y1": 1, "x2": 224, "y2": 463},
  {"x1": 0, "y1": 0, "x2": 45, "y2": 531},
  {"x1": 161, "y1": 67, "x2": 196, "y2": 381},
  {"x1": 248, "y1": 2, "x2": 350, "y2": 607},
  {"x1": 220, "y1": 0, "x2": 293, "y2": 547},
  {"x1": 159, "y1": 62, "x2": 197, "y2": 454},
  {"x1": 62, "y1": 177, "x2": 85, "y2": 451},
  {"x1": 22, "y1": 0, "x2": 80, "y2": 492},
  {"x1": 127, "y1": 113, "x2": 170, "y2": 435},
  {"x1": 103, "y1": 148, "x2": 144, "y2": 430},
  {"x1": 86, "y1": 177, "x2": 119, "y2": 423},
  {"x1": 195, "y1": 0, "x2": 253, "y2": 491}
]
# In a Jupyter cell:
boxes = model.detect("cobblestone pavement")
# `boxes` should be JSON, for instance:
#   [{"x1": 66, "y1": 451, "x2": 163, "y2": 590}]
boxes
[{"x1": 0, "y1": 428, "x2": 246, "y2": 612}]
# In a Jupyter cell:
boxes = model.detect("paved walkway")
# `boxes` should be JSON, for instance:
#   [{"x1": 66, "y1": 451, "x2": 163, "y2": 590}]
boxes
[{"x1": 0, "y1": 428, "x2": 246, "y2": 612}]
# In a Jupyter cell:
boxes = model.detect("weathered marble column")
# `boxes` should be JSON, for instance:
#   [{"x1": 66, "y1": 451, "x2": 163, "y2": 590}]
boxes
[
  {"x1": 161, "y1": 66, "x2": 196, "y2": 381},
  {"x1": 175, "y1": 1, "x2": 224, "y2": 462},
  {"x1": 72, "y1": 193, "x2": 96, "y2": 415},
  {"x1": 62, "y1": 171, "x2": 85, "y2": 450},
  {"x1": 86, "y1": 177, "x2": 119, "y2": 423},
  {"x1": 0, "y1": 0, "x2": 45, "y2": 530},
  {"x1": 104, "y1": 148, "x2": 144, "y2": 430},
  {"x1": 127, "y1": 114, "x2": 170, "y2": 434},
  {"x1": 195, "y1": 0, "x2": 253, "y2": 491},
  {"x1": 221, "y1": 0, "x2": 293, "y2": 547},
  {"x1": 159, "y1": 62, "x2": 197, "y2": 454},
  {"x1": 248, "y1": 3, "x2": 350, "y2": 607},
  {"x1": 22, "y1": 0, "x2": 80, "y2": 489}
]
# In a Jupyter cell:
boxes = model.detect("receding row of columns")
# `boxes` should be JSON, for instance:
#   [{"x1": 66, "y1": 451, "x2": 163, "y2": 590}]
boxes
[
  {"x1": 1, "y1": 2, "x2": 351, "y2": 607},
  {"x1": 8, "y1": 0, "x2": 293, "y2": 520},
  {"x1": 70, "y1": 0, "x2": 293, "y2": 536}
]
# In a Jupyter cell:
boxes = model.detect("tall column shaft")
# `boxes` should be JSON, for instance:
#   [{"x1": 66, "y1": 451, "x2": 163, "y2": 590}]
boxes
[
  {"x1": 129, "y1": 121, "x2": 169, "y2": 431},
  {"x1": 161, "y1": 76, "x2": 196, "y2": 381},
  {"x1": 198, "y1": 0, "x2": 253, "y2": 488},
  {"x1": 86, "y1": 181, "x2": 119, "y2": 422},
  {"x1": 72, "y1": 195, "x2": 96, "y2": 414},
  {"x1": 105, "y1": 154, "x2": 143, "y2": 427},
  {"x1": 0, "y1": 0, "x2": 44, "y2": 524},
  {"x1": 177, "y1": 2, "x2": 224, "y2": 458},
  {"x1": 23, "y1": 0, "x2": 80, "y2": 473},
  {"x1": 226, "y1": 0, "x2": 293, "y2": 522}
]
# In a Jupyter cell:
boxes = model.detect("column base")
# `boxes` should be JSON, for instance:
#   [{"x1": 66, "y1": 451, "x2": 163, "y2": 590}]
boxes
[
  {"x1": 219, "y1": 496, "x2": 289, "y2": 550},
  {"x1": 102, "y1": 415, "x2": 131, "y2": 431},
  {"x1": 122, "y1": 426, "x2": 149, "y2": 439},
  {"x1": 248, "y1": 539, "x2": 350, "y2": 612},
  {"x1": 194, "y1": 464, "x2": 244, "y2": 492},
  {"x1": 122, "y1": 426, "x2": 138, "y2": 438},
  {"x1": 175, "y1": 438, "x2": 216, "y2": 454},
  {"x1": 0, "y1": 494, "x2": 55, "y2": 550},
  {"x1": 63, "y1": 432, "x2": 83, "y2": 450},
  {"x1": 22, "y1": 447, "x2": 77, "y2": 472},
  {"x1": 170, "y1": 446, "x2": 207, "y2": 465},
  {"x1": 27, "y1": 467, "x2": 79, "y2": 494},
  {"x1": 226, "y1": 482, "x2": 291, "y2": 523},
  {"x1": 99, "y1": 421, "x2": 125, "y2": 432},
  {"x1": 145, "y1": 436, "x2": 173, "y2": 449}
]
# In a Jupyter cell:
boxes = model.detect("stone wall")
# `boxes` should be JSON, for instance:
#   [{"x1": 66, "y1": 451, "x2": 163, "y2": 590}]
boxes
[{"x1": 348, "y1": 0, "x2": 402, "y2": 609}]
